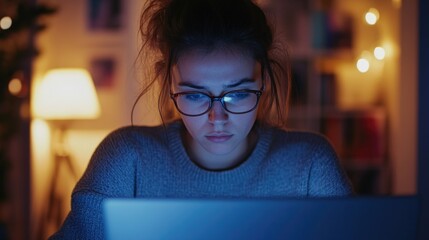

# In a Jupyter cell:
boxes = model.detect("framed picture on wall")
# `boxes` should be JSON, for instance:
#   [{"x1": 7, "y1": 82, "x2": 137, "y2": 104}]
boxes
[
  {"x1": 89, "y1": 57, "x2": 116, "y2": 89},
  {"x1": 87, "y1": 0, "x2": 122, "y2": 31}
]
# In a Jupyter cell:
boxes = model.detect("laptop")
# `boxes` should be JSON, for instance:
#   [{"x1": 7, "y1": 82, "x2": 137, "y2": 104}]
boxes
[{"x1": 103, "y1": 196, "x2": 419, "y2": 240}]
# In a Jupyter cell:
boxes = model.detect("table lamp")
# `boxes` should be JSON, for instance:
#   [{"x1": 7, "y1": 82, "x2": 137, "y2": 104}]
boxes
[{"x1": 33, "y1": 68, "x2": 101, "y2": 237}]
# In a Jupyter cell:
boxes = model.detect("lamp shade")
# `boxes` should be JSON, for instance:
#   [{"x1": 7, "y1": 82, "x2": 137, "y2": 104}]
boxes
[{"x1": 33, "y1": 68, "x2": 101, "y2": 120}]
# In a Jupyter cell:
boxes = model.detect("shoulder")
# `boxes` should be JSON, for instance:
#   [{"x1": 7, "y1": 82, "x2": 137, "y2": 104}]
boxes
[
  {"x1": 264, "y1": 126, "x2": 341, "y2": 172},
  {"x1": 267, "y1": 127, "x2": 352, "y2": 196},
  {"x1": 85, "y1": 124, "x2": 171, "y2": 174},
  {"x1": 90, "y1": 122, "x2": 183, "y2": 167},
  {"x1": 270, "y1": 126, "x2": 335, "y2": 155},
  {"x1": 106, "y1": 124, "x2": 167, "y2": 142},
  {"x1": 75, "y1": 124, "x2": 171, "y2": 195},
  {"x1": 98, "y1": 124, "x2": 169, "y2": 150}
]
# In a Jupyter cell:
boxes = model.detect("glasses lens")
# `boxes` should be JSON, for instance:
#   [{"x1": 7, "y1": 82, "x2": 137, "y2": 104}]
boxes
[
  {"x1": 223, "y1": 91, "x2": 258, "y2": 113},
  {"x1": 173, "y1": 90, "x2": 260, "y2": 116},
  {"x1": 175, "y1": 93, "x2": 210, "y2": 115}
]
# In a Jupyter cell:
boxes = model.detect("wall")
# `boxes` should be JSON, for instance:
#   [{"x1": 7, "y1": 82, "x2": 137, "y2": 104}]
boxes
[{"x1": 396, "y1": 0, "x2": 418, "y2": 195}]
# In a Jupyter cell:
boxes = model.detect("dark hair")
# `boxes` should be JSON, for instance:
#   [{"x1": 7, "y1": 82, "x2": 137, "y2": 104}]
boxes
[{"x1": 134, "y1": 0, "x2": 290, "y2": 128}]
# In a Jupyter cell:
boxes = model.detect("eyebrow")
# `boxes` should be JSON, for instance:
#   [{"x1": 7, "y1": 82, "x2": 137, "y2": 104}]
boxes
[
  {"x1": 177, "y1": 82, "x2": 207, "y2": 90},
  {"x1": 225, "y1": 78, "x2": 256, "y2": 88},
  {"x1": 177, "y1": 78, "x2": 256, "y2": 90}
]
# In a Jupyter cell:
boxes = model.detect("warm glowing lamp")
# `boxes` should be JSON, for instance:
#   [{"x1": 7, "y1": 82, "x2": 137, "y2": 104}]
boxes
[
  {"x1": 34, "y1": 68, "x2": 100, "y2": 120},
  {"x1": 33, "y1": 68, "x2": 101, "y2": 236}
]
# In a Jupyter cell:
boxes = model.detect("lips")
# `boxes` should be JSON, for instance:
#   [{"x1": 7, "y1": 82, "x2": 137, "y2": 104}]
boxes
[{"x1": 205, "y1": 132, "x2": 233, "y2": 143}]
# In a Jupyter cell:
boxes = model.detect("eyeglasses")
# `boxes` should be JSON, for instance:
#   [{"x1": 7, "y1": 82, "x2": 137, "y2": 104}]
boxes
[{"x1": 170, "y1": 88, "x2": 263, "y2": 116}]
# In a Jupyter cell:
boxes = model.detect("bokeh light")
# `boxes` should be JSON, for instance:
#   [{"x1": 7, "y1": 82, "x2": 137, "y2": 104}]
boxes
[
  {"x1": 8, "y1": 78, "x2": 23, "y2": 95},
  {"x1": 374, "y1": 47, "x2": 386, "y2": 60},
  {"x1": 365, "y1": 8, "x2": 380, "y2": 25},
  {"x1": 357, "y1": 58, "x2": 370, "y2": 73},
  {"x1": 0, "y1": 16, "x2": 12, "y2": 30}
]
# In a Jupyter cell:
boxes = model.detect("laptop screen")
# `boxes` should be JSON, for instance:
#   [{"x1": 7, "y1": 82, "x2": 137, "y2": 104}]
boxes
[{"x1": 104, "y1": 196, "x2": 418, "y2": 240}]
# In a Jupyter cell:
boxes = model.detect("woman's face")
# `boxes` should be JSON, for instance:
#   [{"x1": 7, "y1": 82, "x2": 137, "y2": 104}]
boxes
[{"x1": 171, "y1": 49, "x2": 263, "y2": 170}]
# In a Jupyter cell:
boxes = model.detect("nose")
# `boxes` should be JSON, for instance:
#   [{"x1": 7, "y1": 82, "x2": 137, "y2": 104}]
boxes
[{"x1": 208, "y1": 100, "x2": 228, "y2": 124}]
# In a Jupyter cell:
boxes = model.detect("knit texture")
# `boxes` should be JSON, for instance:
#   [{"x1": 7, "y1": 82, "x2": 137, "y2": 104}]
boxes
[{"x1": 50, "y1": 121, "x2": 352, "y2": 239}]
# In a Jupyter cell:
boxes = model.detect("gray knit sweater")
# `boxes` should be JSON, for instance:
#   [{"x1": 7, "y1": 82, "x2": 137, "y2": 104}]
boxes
[{"x1": 50, "y1": 121, "x2": 352, "y2": 239}]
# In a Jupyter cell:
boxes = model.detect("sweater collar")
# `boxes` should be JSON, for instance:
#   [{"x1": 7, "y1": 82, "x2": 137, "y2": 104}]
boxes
[{"x1": 166, "y1": 120, "x2": 273, "y2": 181}]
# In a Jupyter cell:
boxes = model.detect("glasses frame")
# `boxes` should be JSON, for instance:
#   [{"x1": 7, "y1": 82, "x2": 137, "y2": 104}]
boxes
[{"x1": 170, "y1": 87, "x2": 264, "y2": 117}]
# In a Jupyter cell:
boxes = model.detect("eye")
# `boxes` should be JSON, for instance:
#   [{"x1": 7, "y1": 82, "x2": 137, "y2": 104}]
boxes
[
  {"x1": 182, "y1": 93, "x2": 208, "y2": 102},
  {"x1": 225, "y1": 91, "x2": 251, "y2": 102}
]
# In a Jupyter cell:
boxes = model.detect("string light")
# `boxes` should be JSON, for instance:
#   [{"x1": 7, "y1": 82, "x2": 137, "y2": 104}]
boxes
[
  {"x1": 374, "y1": 47, "x2": 386, "y2": 60},
  {"x1": 357, "y1": 58, "x2": 370, "y2": 73},
  {"x1": 0, "y1": 16, "x2": 12, "y2": 30},
  {"x1": 358, "y1": 8, "x2": 386, "y2": 73}
]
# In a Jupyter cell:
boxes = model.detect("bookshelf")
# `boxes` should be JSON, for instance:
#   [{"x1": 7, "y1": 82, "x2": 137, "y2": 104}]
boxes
[{"x1": 263, "y1": 0, "x2": 391, "y2": 194}]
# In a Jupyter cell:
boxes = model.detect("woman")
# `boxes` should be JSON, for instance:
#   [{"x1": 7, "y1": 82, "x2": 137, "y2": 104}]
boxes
[{"x1": 50, "y1": 0, "x2": 352, "y2": 238}]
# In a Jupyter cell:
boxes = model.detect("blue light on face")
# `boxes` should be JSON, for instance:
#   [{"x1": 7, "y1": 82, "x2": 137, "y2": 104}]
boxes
[
  {"x1": 223, "y1": 96, "x2": 233, "y2": 103},
  {"x1": 184, "y1": 93, "x2": 208, "y2": 102}
]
